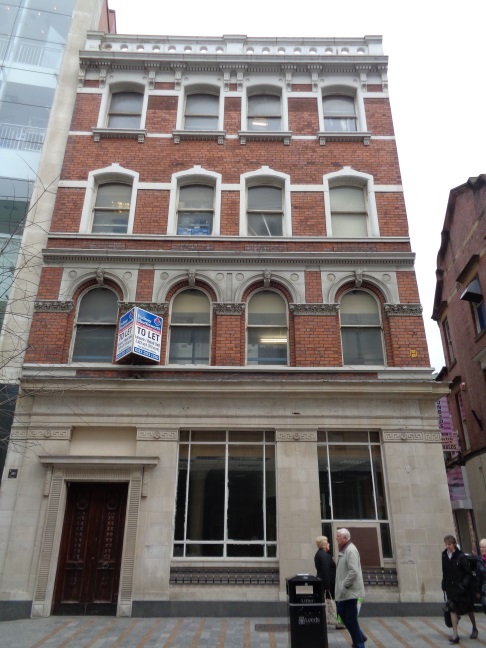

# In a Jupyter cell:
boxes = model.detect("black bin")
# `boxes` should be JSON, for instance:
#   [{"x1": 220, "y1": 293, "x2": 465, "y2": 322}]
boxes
[{"x1": 286, "y1": 574, "x2": 328, "y2": 648}]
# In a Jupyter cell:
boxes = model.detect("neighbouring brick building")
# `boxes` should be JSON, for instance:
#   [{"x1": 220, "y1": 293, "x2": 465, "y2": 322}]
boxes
[
  {"x1": 0, "y1": 31, "x2": 449, "y2": 619},
  {"x1": 433, "y1": 174, "x2": 486, "y2": 551}
]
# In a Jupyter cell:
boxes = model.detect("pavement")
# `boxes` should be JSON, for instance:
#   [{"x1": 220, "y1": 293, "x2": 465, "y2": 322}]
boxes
[{"x1": 1, "y1": 615, "x2": 486, "y2": 648}]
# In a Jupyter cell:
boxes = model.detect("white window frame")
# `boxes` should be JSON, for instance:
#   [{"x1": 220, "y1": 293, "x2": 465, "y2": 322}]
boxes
[
  {"x1": 70, "y1": 285, "x2": 119, "y2": 363},
  {"x1": 239, "y1": 84, "x2": 291, "y2": 144},
  {"x1": 323, "y1": 168, "x2": 379, "y2": 238},
  {"x1": 176, "y1": 84, "x2": 224, "y2": 131},
  {"x1": 97, "y1": 81, "x2": 148, "y2": 130},
  {"x1": 318, "y1": 86, "x2": 367, "y2": 132},
  {"x1": 167, "y1": 166, "x2": 222, "y2": 236},
  {"x1": 240, "y1": 167, "x2": 291, "y2": 237},
  {"x1": 246, "y1": 288, "x2": 289, "y2": 367},
  {"x1": 167, "y1": 287, "x2": 212, "y2": 366},
  {"x1": 79, "y1": 164, "x2": 139, "y2": 235},
  {"x1": 339, "y1": 289, "x2": 385, "y2": 367}
]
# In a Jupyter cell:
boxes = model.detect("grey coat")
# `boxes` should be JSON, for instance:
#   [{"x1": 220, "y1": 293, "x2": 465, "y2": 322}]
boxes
[{"x1": 335, "y1": 541, "x2": 365, "y2": 602}]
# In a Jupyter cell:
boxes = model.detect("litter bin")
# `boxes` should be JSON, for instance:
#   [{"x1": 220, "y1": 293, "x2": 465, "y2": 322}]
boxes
[{"x1": 286, "y1": 574, "x2": 328, "y2": 648}]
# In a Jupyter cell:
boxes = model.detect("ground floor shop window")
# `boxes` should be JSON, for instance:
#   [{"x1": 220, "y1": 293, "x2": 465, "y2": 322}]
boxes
[
  {"x1": 317, "y1": 430, "x2": 392, "y2": 560},
  {"x1": 174, "y1": 430, "x2": 277, "y2": 558}
]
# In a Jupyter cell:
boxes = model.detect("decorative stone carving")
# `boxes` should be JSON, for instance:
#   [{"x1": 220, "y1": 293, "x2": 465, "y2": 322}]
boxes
[
  {"x1": 173, "y1": 130, "x2": 226, "y2": 144},
  {"x1": 223, "y1": 69, "x2": 231, "y2": 91},
  {"x1": 99, "y1": 66, "x2": 108, "y2": 88},
  {"x1": 236, "y1": 69, "x2": 245, "y2": 92},
  {"x1": 307, "y1": 65, "x2": 321, "y2": 92},
  {"x1": 355, "y1": 64, "x2": 371, "y2": 91},
  {"x1": 147, "y1": 68, "x2": 156, "y2": 90},
  {"x1": 78, "y1": 66, "x2": 86, "y2": 88},
  {"x1": 382, "y1": 431, "x2": 441, "y2": 443},
  {"x1": 289, "y1": 303, "x2": 339, "y2": 316},
  {"x1": 213, "y1": 302, "x2": 245, "y2": 315},
  {"x1": 96, "y1": 267, "x2": 105, "y2": 285},
  {"x1": 263, "y1": 269, "x2": 271, "y2": 288},
  {"x1": 172, "y1": 66, "x2": 185, "y2": 90},
  {"x1": 378, "y1": 64, "x2": 388, "y2": 91},
  {"x1": 239, "y1": 131, "x2": 292, "y2": 145},
  {"x1": 136, "y1": 428, "x2": 178, "y2": 440},
  {"x1": 34, "y1": 300, "x2": 74, "y2": 313},
  {"x1": 188, "y1": 268, "x2": 196, "y2": 287},
  {"x1": 281, "y1": 65, "x2": 295, "y2": 91},
  {"x1": 118, "y1": 302, "x2": 168, "y2": 315},
  {"x1": 29, "y1": 428, "x2": 72, "y2": 440},
  {"x1": 43, "y1": 466, "x2": 53, "y2": 497},
  {"x1": 384, "y1": 303, "x2": 423, "y2": 317},
  {"x1": 276, "y1": 430, "x2": 317, "y2": 442},
  {"x1": 354, "y1": 269, "x2": 363, "y2": 287},
  {"x1": 317, "y1": 132, "x2": 371, "y2": 146}
]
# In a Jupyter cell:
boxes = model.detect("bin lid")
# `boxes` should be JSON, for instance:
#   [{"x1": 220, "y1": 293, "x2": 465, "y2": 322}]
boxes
[{"x1": 286, "y1": 574, "x2": 321, "y2": 584}]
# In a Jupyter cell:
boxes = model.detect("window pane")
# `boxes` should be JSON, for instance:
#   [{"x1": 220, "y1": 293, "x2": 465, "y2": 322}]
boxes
[
  {"x1": 265, "y1": 445, "x2": 277, "y2": 541},
  {"x1": 174, "y1": 445, "x2": 188, "y2": 541},
  {"x1": 227, "y1": 445, "x2": 264, "y2": 540},
  {"x1": 227, "y1": 545, "x2": 264, "y2": 557},
  {"x1": 108, "y1": 114, "x2": 141, "y2": 129},
  {"x1": 372, "y1": 446, "x2": 388, "y2": 519},
  {"x1": 72, "y1": 325, "x2": 116, "y2": 362},
  {"x1": 329, "y1": 445, "x2": 375, "y2": 519},
  {"x1": 184, "y1": 115, "x2": 218, "y2": 130},
  {"x1": 340, "y1": 292, "x2": 380, "y2": 325},
  {"x1": 248, "y1": 186, "x2": 282, "y2": 211},
  {"x1": 77, "y1": 288, "x2": 118, "y2": 323},
  {"x1": 186, "y1": 544, "x2": 223, "y2": 557},
  {"x1": 323, "y1": 95, "x2": 356, "y2": 116},
  {"x1": 331, "y1": 213, "x2": 367, "y2": 237},
  {"x1": 324, "y1": 117, "x2": 357, "y2": 132},
  {"x1": 177, "y1": 212, "x2": 212, "y2": 235},
  {"x1": 169, "y1": 327, "x2": 210, "y2": 364},
  {"x1": 171, "y1": 290, "x2": 210, "y2": 324},
  {"x1": 248, "y1": 213, "x2": 282, "y2": 236},
  {"x1": 109, "y1": 92, "x2": 143, "y2": 113},
  {"x1": 317, "y1": 446, "x2": 331, "y2": 519},
  {"x1": 248, "y1": 292, "x2": 286, "y2": 325},
  {"x1": 185, "y1": 94, "x2": 219, "y2": 116},
  {"x1": 186, "y1": 445, "x2": 225, "y2": 541},
  {"x1": 342, "y1": 328, "x2": 384, "y2": 365},
  {"x1": 96, "y1": 184, "x2": 131, "y2": 209},
  {"x1": 179, "y1": 185, "x2": 213, "y2": 209},
  {"x1": 92, "y1": 211, "x2": 128, "y2": 234},
  {"x1": 248, "y1": 95, "x2": 281, "y2": 116},
  {"x1": 330, "y1": 186, "x2": 365, "y2": 212},
  {"x1": 247, "y1": 327, "x2": 288, "y2": 365}
]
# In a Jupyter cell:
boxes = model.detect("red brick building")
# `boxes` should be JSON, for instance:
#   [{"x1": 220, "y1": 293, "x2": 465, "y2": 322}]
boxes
[
  {"x1": 0, "y1": 33, "x2": 449, "y2": 619},
  {"x1": 433, "y1": 175, "x2": 486, "y2": 550}
]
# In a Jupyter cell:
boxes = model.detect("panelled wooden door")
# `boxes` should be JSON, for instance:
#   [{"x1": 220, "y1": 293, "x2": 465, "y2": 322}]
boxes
[{"x1": 53, "y1": 482, "x2": 128, "y2": 615}]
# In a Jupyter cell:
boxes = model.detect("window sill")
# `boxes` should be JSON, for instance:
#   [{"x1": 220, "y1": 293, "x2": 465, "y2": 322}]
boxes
[
  {"x1": 172, "y1": 130, "x2": 226, "y2": 144},
  {"x1": 238, "y1": 131, "x2": 292, "y2": 145},
  {"x1": 92, "y1": 128, "x2": 147, "y2": 142},
  {"x1": 317, "y1": 131, "x2": 371, "y2": 145}
]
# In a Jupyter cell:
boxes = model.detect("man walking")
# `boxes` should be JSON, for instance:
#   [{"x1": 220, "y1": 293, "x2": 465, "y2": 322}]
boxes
[{"x1": 335, "y1": 528, "x2": 366, "y2": 648}]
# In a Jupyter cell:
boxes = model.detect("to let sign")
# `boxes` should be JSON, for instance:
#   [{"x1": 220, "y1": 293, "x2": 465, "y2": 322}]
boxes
[{"x1": 116, "y1": 307, "x2": 163, "y2": 363}]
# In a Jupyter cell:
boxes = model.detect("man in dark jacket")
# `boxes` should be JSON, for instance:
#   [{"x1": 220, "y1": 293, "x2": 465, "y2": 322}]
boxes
[{"x1": 442, "y1": 534, "x2": 478, "y2": 643}]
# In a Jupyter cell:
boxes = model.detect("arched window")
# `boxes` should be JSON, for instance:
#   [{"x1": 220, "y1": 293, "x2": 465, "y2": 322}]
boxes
[
  {"x1": 177, "y1": 184, "x2": 214, "y2": 235},
  {"x1": 340, "y1": 290, "x2": 384, "y2": 365},
  {"x1": 247, "y1": 291, "x2": 288, "y2": 365},
  {"x1": 168, "y1": 289, "x2": 211, "y2": 365},
  {"x1": 107, "y1": 91, "x2": 143, "y2": 128},
  {"x1": 330, "y1": 185, "x2": 368, "y2": 237},
  {"x1": 247, "y1": 186, "x2": 283, "y2": 236},
  {"x1": 184, "y1": 93, "x2": 219, "y2": 130},
  {"x1": 322, "y1": 94, "x2": 357, "y2": 132},
  {"x1": 247, "y1": 94, "x2": 281, "y2": 131},
  {"x1": 92, "y1": 183, "x2": 132, "y2": 234},
  {"x1": 72, "y1": 287, "x2": 118, "y2": 362}
]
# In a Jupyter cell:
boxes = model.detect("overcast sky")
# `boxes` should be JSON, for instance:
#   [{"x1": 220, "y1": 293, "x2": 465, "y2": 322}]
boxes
[{"x1": 108, "y1": 0, "x2": 486, "y2": 371}]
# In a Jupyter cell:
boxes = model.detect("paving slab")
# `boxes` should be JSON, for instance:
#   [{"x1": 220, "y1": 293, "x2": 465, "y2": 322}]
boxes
[{"x1": 1, "y1": 615, "x2": 486, "y2": 647}]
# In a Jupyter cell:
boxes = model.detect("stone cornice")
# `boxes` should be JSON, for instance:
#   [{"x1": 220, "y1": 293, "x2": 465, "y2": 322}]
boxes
[
  {"x1": 92, "y1": 128, "x2": 147, "y2": 142},
  {"x1": 213, "y1": 302, "x2": 245, "y2": 315},
  {"x1": 38, "y1": 456, "x2": 159, "y2": 468},
  {"x1": 289, "y1": 303, "x2": 339, "y2": 315},
  {"x1": 42, "y1": 248, "x2": 416, "y2": 268},
  {"x1": 382, "y1": 431, "x2": 441, "y2": 443},
  {"x1": 118, "y1": 301, "x2": 168, "y2": 315},
  {"x1": 34, "y1": 300, "x2": 74, "y2": 312},
  {"x1": 384, "y1": 303, "x2": 423, "y2": 316},
  {"x1": 317, "y1": 131, "x2": 371, "y2": 146}
]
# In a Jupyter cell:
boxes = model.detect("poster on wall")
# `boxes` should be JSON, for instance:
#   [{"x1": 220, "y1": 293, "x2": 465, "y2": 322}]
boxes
[
  {"x1": 115, "y1": 307, "x2": 163, "y2": 363},
  {"x1": 436, "y1": 396, "x2": 460, "y2": 456}
]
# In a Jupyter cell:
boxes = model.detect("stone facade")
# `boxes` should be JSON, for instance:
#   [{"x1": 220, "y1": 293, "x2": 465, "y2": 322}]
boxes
[{"x1": 0, "y1": 31, "x2": 450, "y2": 619}]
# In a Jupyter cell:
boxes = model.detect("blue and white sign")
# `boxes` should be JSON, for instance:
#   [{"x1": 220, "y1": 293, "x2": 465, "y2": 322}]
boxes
[{"x1": 116, "y1": 307, "x2": 163, "y2": 363}]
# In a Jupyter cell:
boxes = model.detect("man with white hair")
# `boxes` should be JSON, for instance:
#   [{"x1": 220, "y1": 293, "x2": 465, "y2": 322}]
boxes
[{"x1": 335, "y1": 528, "x2": 366, "y2": 648}]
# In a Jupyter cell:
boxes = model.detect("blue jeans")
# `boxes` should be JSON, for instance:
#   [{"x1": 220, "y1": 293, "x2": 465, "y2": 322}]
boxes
[{"x1": 336, "y1": 599, "x2": 365, "y2": 648}]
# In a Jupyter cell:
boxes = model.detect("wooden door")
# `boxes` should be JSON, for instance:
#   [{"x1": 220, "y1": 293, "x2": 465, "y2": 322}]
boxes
[{"x1": 53, "y1": 482, "x2": 128, "y2": 615}]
